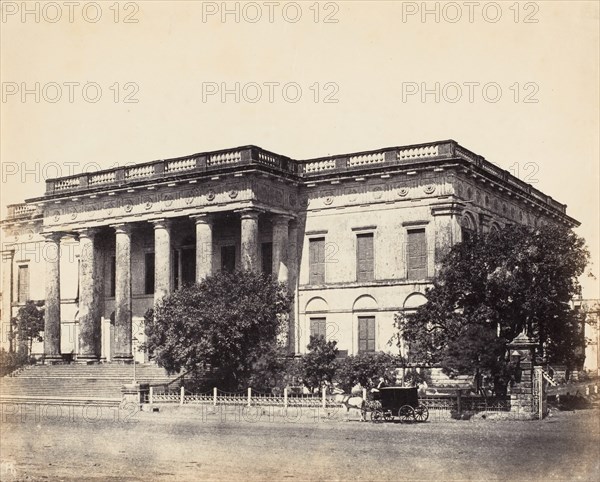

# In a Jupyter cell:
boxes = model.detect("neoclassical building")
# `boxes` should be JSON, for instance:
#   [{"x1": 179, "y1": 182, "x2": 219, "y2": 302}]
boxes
[{"x1": 0, "y1": 140, "x2": 578, "y2": 363}]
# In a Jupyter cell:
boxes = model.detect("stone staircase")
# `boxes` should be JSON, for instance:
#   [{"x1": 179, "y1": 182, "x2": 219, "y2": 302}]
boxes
[
  {"x1": 0, "y1": 364, "x2": 180, "y2": 406},
  {"x1": 429, "y1": 368, "x2": 474, "y2": 390}
]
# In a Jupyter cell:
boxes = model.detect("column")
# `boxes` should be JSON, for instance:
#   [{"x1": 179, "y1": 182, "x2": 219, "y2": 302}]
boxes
[
  {"x1": 42, "y1": 233, "x2": 62, "y2": 362},
  {"x1": 192, "y1": 214, "x2": 213, "y2": 282},
  {"x1": 77, "y1": 228, "x2": 101, "y2": 362},
  {"x1": 1, "y1": 249, "x2": 14, "y2": 353},
  {"x1": 152, "y1": 219, "x2": 171, "y2": 303},
  {"x1": 272, "y1": 215, "x2": 291, "y2": 283},
  {"x1": 288, "y1": 220, "x2": 299, "y2": 354},
  {"x1": 112, "y1": 224, "x2": 133, "y2": 362},
  {"x1": 239, "y1": 209, "x2": 260, "y2": 272}
]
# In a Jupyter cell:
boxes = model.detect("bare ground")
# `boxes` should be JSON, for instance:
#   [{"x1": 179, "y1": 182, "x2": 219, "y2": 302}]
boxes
[{"x1": 1, "y1": 404, "x2": 598, "y2": 481}]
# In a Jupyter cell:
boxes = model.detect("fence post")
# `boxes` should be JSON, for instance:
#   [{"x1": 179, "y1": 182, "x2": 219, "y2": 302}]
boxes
[
  {"x1": 456, "y1": 389, "x2": 462, "y2": 416},
  {"x1": 585, "y1": 386, "x2": 590, "y2": 396},
  {"x1": 180, "y1": 386, "x2": 185, "y2": 406},
  {"x1": 322, "y1": 386, "x2": 326, "y2": 409},
  {"x1": 248, "y1": 387, "x2": 252, "y2": 407},
  {"x1": 595, "y1": 385, "x2": 598, "y2": 395},
  {"x1": 213, "y1": 387, "x2": 217, "y2": 406},
  {"x1": 149, "y1": 386, "x2": 153, "y2": 405},
  {"x1": 362, "y1": 388, "x2": 367, "y2": 401},
  {"x1": 284, "y1": 388, "x2": 288, "y2": 409}
]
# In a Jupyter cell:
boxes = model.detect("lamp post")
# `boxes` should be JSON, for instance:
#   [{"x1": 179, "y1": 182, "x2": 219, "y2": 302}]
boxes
[{"x1": 132, "y1": 336, "x2": 138, "y2": 384}]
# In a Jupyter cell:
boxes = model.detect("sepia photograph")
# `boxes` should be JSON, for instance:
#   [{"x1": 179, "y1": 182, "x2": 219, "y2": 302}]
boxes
[{"x1": 1, "y1": 1, "x2": 599, "y2": 480}]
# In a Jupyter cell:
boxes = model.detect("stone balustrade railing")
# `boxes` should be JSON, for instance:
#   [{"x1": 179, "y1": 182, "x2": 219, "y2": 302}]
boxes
[
  {"x1": 348, "y1": 152, "x2": 386, "y2": 167},
  {"x1": 6, "y1": 203, "x2": 41, "y2": 219},
  {"x1": 165, "y1": 157, "x2": 198, "y2": 173},
  {"x1": 88, "y1": 171, "x2": 117, "y2": 186},
  {"x1": 40, "y1": 140, "x2": 566, "y2": 215},
  {"x1": 44, "y1": 146, "x2": 293, "y2": 195},
  {"x1": 125, "y1": 164, "x2": 155, "y2": 180}
]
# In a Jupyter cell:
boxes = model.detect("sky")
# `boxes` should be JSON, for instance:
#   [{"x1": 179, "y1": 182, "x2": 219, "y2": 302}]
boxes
[{"x1": 1, "y1": 1, "x2": 598, "y2": 298}]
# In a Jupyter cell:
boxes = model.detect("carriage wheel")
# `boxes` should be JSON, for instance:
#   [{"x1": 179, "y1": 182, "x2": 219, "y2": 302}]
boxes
[
  {"x1": 398, "y1": 405, "x2": 415, "y2": 423},
  {"x1": 413, "y1": 404, "x2": 429, "y2": 423},
  {"x1": 383, "y1": 410, "x2": 394, "y2": 422},
  {"x1": 371, "y1": 408, "x2": 384, "y2": 422}
]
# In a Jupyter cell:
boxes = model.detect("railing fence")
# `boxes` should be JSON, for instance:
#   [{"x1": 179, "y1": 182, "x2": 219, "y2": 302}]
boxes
[{"x1": 148, "y1": 386, "x2": 334, "y2": 408}]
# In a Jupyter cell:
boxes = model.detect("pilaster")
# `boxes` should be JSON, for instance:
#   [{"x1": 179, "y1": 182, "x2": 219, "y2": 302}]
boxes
[
  {"x1": 1, "y1": 249, "x2": 15, "y2": 353},
  {"x1": 272, "y1": 215, "x2": 292, "y2": 283}
]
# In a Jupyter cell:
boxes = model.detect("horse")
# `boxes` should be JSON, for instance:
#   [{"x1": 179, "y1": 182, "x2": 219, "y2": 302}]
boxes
[{"x1": 333, "y1": 394, "x2": 368, "y2": 421}]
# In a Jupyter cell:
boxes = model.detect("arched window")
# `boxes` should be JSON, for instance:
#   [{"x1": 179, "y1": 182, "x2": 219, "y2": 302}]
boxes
[
  {"x1": 353, "y1": 295, "x2": 379, "y2": 354},
  {"x1": 461, "y1": 213, "x2": 476, "y2": 241},
  {"x1": 305, "y1": 297, "x2": 330, "y2": 342}
]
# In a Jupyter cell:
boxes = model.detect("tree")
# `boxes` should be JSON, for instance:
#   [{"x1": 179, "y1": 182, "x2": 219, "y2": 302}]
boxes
[
  {"x1": 336, "y1": 352, "x2": 400, "y2": 393},
  {"x1": 299, "y1": 336, "x2": 339, "y2": 392},
  {"x1": 395, "y1": 223, "x2": 589, "y2": 393},
  {"x1": 144, "y1": 270, "x2": 292, "y2": 391},
  {"x1": 11, "y1": 300, "x2": 44, "y2": 356}
]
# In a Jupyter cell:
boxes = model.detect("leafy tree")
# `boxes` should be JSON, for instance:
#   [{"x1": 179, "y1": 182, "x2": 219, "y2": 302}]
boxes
[
  {"x1": 144, "y1": 270, "x2": 292, "y2": 391},
  {"x1": 0, "y1": 348, "x2": 33, "y2": 377},
  {"x1": 395, "y1": 224, "x2": 589, "y2": 393},
  {"x1": 246, "y1": 348, "x2": 302, "y2": 393},
  {"x1": 10, "y1": 301, "x2": 44, "y2": 356},
  {"x1": 299, "y1": 336, "x2": 339, "y2": 392},
  {"x1": 336, "y1": 352, "x2": 400, "y2": 393}
]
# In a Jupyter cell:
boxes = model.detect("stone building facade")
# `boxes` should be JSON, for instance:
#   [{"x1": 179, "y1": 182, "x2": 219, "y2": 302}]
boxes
[{"x1": 0, "y1": 140, "x2": 578, "y2": 363}]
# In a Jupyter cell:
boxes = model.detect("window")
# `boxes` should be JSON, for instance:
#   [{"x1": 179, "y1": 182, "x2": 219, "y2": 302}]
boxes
[
  {"x1": 180, "y1": 248, "x2": 196, "y2": 287},
  {"x1": 173, "y1": 249, "x2": 179, "y2": 289},
  {"x1": 356, "y1": 233, "x2": 374, "y2": 282},
  {"x1": 17, "y1": 266, "x2": 29, "y2": 303},
  {"x1": 310, "y1": 317, "x2": 327, "y2": 340},
  {"x1": 109, "y1": 256, "x2": 116, "y2": 297},
  {"x1": 221, "y1": 245, "x2": 236, "y2": 273},
  {"x1": 461, "y1": 215, "x2": 475, "y2": 242},
  {"x1": 407, "y1": 228, "x2": 427, "y2": 280},
  {"x1": 261, "y1": 242, "x2": 272, "y2": 275},
  {"x1": 144, "y1": 252, "x2": 155, "y2": 295},
  {"x1": 358, "y1": 316, "x2": 375, "y2": 352},
  {"x1": 309, "y1": 237, "x2": 325, "y2": 284}
]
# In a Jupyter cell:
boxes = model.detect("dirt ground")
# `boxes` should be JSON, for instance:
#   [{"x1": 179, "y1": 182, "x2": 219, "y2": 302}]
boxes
[{"x1": 1, "y1": 403, "x2": 598, "y2": 481}]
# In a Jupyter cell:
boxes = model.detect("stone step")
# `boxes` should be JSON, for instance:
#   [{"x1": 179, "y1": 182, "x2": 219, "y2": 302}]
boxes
[{"x1": 1, "y1": 363, "x2": 180, "y2": 402}]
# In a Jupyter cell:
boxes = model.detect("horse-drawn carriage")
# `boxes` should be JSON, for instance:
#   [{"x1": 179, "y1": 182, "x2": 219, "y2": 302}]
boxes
[{"x1": 369, "y1": 387, "x2": 429, "y2": 423}]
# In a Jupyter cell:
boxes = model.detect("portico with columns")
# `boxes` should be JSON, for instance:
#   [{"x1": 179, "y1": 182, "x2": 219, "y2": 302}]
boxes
[{"x1": 37, "y1": 205, "x2": 297, "y2": 363}]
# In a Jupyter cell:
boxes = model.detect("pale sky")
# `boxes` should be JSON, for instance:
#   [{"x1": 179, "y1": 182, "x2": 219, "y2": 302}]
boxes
[{"x1": 1, "y1": 1, "x2": 598, "y2": 298}]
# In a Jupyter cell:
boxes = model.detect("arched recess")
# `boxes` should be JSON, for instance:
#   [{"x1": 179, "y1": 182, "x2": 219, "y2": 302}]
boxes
[
  {"x1": 461, "y1": 211, "x2": 477, "y2": 241},
  {"x1": 403, "y1": 292, "x2": 427, "y2": 310},
  {"x1": 303, "y1": 297, "x2": 330, "y2": 349},
  {"x1": 352, "y1": 294, "x2": 379, "y2": 312},
  {"x1": 305, "y1": 296, "x2": 329, "y2": 313},
  {"x1": 399, "y1": 292, "x2": 428, "y2": 359},
  {"x1": 489, "y1": 222, "x2": 502, "y2": 234}
]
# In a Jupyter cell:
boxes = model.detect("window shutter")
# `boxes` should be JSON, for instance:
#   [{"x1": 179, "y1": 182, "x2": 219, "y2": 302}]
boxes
[
  {"x1": 358, "y1": 316, "x2": 376, "y2": 353},
  {"x1": 407, "y1": 229, "x2": 427, "y2": 279},
  {"x1": 357, "y1": 233, "x2": 374, "y2": 282},
  {"x1": 18, "y1": 266, "x2": 29, "y2": 303},
  {"x1": 309, "y1": 238, "x2": 325, "y2": 284}
]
